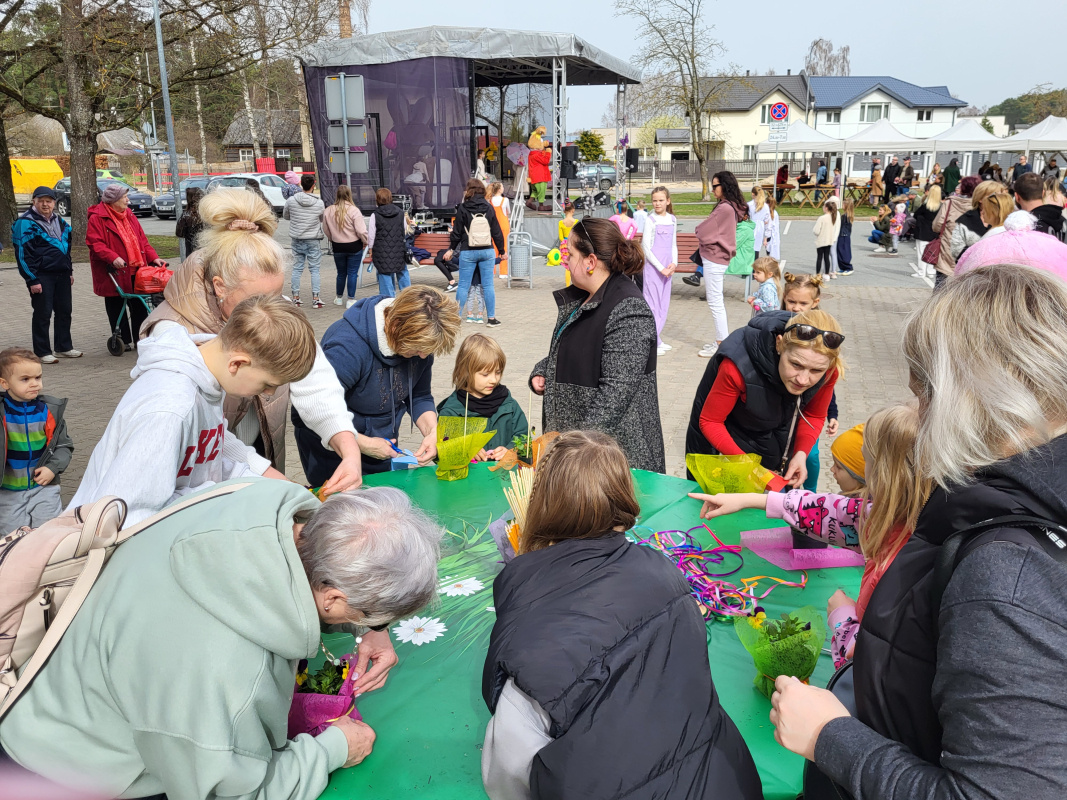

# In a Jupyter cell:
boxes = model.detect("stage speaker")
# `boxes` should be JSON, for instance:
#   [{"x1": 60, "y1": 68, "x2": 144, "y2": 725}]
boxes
[
  {"x1": 560, "y1": 161, "x2": 578, "y2": 180},
  {"x1": 625, "y1": 148, "x2": 639, "y2": 172},
  {"x1": 561, "y1": 145, "x2": 579, "y2": 162}
]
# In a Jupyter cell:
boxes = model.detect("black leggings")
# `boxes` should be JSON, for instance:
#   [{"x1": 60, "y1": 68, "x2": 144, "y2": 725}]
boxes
[
  {"x1": 815, "y1": 246, "x2": 832, "y2": 275},
  {"x1": 105, "y1": 295, "x2": 150, "y2": 344}
]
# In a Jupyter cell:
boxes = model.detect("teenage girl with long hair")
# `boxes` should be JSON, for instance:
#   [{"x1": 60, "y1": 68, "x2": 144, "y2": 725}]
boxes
[
  {"x1": 765, "y1": 194, "x2": 781, "y2": 260},
  {"x1": 695, "y1": 171, "x2": 748, "y2": 358},
  {"x1": 322, "y1": 184, "x2": 369, "y2": 307},
  {"x1": 747, "y1": 185, "x2": 771, "y2": 258},
  {"x1": 641, "y1": 186, "x2": 678, "y2": 356},
  {"x1": 837, "y1": 198, "x2": 855, "y2": 276}
]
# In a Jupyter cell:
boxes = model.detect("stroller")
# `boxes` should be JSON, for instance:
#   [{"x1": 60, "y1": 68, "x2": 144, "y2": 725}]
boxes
[{"x1": 106, "y1": 269, "x2": 168, "y2": 356}]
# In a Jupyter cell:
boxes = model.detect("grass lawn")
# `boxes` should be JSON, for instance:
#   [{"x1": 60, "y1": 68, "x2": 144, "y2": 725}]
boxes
[
  {"x1": 619, "y1": 190, "x2": 883, "y2": 218},
  {"x1": 0, "y1": 234, "x2": 179, "y2": 264}
]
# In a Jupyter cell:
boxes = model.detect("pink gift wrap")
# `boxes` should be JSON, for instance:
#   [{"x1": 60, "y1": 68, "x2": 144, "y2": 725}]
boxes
[
  {"x1": 288, "y1": 656, "x2": 363, "y2": 739},
  {"x1": 741, "y1": 527, "x2": 866, "y2": 571}
]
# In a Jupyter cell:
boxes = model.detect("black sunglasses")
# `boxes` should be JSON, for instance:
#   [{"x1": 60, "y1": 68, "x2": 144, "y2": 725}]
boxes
[{"x1": 783, "y1": 323, "x2": 845, "y2": 349}]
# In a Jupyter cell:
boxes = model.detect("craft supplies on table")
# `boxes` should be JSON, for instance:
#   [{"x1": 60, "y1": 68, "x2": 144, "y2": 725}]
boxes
[{"x1": 741, "y1": 527, "x2": 866, "y2": 571}]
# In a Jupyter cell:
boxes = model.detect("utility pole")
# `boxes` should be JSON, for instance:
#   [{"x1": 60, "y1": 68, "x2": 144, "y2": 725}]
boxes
[{"x1": 151, "y1": 0, "x2": 181, "y2": 193}]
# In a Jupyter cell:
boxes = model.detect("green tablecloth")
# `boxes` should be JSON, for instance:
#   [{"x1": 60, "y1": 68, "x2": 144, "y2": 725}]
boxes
[{"x1": 318, "y1": 464, "x2": 861, "y2": 800}]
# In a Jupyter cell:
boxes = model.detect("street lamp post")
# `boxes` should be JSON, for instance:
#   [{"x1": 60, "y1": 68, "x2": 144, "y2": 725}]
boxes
[{"x1": 150, "y1": 0, "x2": 182, "y2": 196}]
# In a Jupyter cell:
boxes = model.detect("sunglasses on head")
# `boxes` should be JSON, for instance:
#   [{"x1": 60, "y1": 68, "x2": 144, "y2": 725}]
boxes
[{"x1": 783, "y1": 323, "x2": 845, "y2": 349}]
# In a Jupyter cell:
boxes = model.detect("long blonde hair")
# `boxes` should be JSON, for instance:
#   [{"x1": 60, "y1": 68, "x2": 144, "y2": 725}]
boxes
[
  {"x1": 924, "y1": 185, "x2": 942, "y2": 213},
  {"x1": 841, "y1": 198, "x2": 855, "y2": 223},
  {"x1": 196, "y1": 188, "x2": 284, "y2": 291},
  {"x1": 751, "y1": 185, "x2": 766, "y2": 212},
  {"x1": 333, "y1": 185, "x2": 354, "y2": 230},
  {"x1": 856, "y1": 402, "x2": 931, "y2": 564}
]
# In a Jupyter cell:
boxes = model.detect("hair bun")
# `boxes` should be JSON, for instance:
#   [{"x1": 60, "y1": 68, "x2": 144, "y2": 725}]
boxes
[
  {"x1": 612, "y1": 237, "x2": 645, "y2": 276},
  {"x1": 784, "y1": 272, "x2": 797, "y2": 282},
  {"x1": 226, "y1": 219, "x2": 260, "y2": 232}
]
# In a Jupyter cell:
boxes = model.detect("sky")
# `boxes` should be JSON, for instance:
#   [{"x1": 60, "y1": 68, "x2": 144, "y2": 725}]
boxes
[{"x1": 366, "y1": 0, "x2": 1046, "y2": 131}]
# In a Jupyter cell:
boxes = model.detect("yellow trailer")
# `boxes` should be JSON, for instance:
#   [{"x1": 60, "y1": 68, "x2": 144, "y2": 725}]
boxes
[{"x1": 11, "y1": 158, "x2": 64, "y2": 195}]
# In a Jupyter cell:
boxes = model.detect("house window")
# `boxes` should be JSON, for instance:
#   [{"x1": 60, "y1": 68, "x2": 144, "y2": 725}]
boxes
[
  {"x1": 825, "y1": 111, "x2": 840, "y2": 123},
  {"x1": 760, "y1": 105, "x2": 770, "y2": 125},
  {"x1": 860, "y1": 103, "x2": 890, "y2": 123},
  {"x1": 275, "y1": 148, "x2": 292, "y2": 159},
  {"x1": 238, "y1": 149, "x2": 254, "y2": 162},
  {"x1": 916, "y1": 109, "x2": 932, "y2": 122}
]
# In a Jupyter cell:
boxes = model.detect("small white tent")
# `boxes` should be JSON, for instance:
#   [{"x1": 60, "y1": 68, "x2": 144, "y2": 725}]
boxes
[{"x1": 756, "y1": 120, "x2": 841, "y2": 154}]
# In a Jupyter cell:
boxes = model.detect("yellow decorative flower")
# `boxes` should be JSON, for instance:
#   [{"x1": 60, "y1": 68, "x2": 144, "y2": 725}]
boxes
[
  {"x1": 747, "y1": 611, "x2": 767, "y2": 629},
  {"x1": 295, "y1": 670, "x2": 307, "y2": 686},
  {"x1": 341, "y1": 664, "x2": 350, "y2": 681}
]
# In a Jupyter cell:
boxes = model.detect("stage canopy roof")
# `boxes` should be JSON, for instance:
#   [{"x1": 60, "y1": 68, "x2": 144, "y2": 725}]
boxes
[
  {"x1": 756, "y1": 120, "x2": 841, "y2": 153},
  {"x1": 843, "y1": 119, "x2": 928, "y2": 151},
  {"x1": 301, "y1": 26, "x2": 642, "y2": 87}
]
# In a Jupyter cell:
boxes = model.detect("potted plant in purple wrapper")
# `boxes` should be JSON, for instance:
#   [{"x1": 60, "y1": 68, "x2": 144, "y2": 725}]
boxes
[{"x1": 288, "y1": 644, "x2": 363, "y2": 739}]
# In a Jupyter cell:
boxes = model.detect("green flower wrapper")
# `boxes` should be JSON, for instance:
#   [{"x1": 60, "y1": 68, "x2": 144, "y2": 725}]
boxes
[
  {"x1": 734, "y1": 606, "x2": 827, "y2": 698},
  {"x1": 436, "y1": 417, "x2": 496, "y2": 481},
  {"x1": 686, "y1": 453, "x2": 777, "y2": 495}
]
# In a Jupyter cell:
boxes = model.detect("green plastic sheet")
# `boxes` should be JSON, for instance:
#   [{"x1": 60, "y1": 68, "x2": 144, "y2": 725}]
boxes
[{"x1": 317, "y1": 464, "x2": 861, "y2": 800}]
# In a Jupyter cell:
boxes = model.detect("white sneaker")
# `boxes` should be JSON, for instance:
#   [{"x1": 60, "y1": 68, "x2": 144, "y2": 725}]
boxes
[
  {"x1": 660, "y1": 342, "x2": 672, "y2": 351},
  {"x1": 656, "y1": 345, "x2": 668, "y2": 356},
  {"x1": 40, "y1": 354, "x2": 58, "y2": 364},
  {"x1": 346, "y1": 299, "x2": 356, "y2": 309},
  {"x1": 333, "y1": 296, "x2": 344, "y2": 306},
  {"x1": 873, "y1": 246, "x2": 886, "y2": 253},
  {"x1": 55, "y1": 349, "x2": 82, "y2": 358},
  {"x1": 697, "y1": 344, "x2": 718, "y2": 358}
]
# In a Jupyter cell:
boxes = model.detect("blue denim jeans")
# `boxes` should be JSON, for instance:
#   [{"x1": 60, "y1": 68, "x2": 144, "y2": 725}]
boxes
[
  {"x1": 291, "y1": 238, "x2": 322, "y2": 296},
  {"x1": 333, "y1": 250, "x2": 364, "y2": 298},
  {"x1": 376, "y1": 268, "x2": 411, "y2": 297},
  {"x1": 868, "y1": 229, "x2": 885, "y2": 244},
  {"x1": 456, "y1": 248, "x2": 497, "y2": 318}
]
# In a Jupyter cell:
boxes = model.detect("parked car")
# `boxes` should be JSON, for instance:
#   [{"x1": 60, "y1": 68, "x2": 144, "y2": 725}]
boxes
[
  {"x1": 205, "y1": 172, "x2": 288, "y2": 214},
  {"x1": 153, "y1": 177, "x2": 212, "y2": 218},
  {"x1": 96, "y1": 169, "x2": 124, "y2": 181},
  {"x1": 52, "y1": 178, "x2": 154, "y2": 217},
  {"x1": 573, "y1": 163, "x2": 618, "y2": 191}
]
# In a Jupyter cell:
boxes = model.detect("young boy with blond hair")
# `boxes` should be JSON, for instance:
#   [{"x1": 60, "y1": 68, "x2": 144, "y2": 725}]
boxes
[
  {"x1": 436, "y1": 333, "x2": 528, "y2": 461},
  {"x1": 0, "y1": 348, "x2": 73, "y2": 531},
  {"x1": 70, "y1": 295, "x2": 317, "y2": 524}
]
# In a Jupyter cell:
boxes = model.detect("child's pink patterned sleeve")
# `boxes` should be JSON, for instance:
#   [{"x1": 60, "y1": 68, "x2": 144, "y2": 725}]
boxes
[
  {"x1": 828, "y1": 604, "x2": 858, "y2": 669},
  {"x1": 765, "y1": 490, "x2": 866, "y2": 551}
]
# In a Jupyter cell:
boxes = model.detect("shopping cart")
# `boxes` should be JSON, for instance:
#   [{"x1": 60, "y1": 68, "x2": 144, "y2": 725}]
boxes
[{"x1": 106, "y1": 272, "x2": 165, "y2": 356}]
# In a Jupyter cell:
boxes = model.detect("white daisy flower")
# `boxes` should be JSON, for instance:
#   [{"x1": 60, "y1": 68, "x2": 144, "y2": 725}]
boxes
[
  {"x1": 393, "y1": 616, "x2": 447, "y2": 646},
  {"x1": 441, "y1": 577, "x2": 485, "y2": 597}
]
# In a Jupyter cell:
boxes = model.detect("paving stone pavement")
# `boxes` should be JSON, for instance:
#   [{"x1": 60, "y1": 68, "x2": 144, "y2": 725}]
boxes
[{"x1": 0, "y1": 227, "x2": 928, "y2": 505}]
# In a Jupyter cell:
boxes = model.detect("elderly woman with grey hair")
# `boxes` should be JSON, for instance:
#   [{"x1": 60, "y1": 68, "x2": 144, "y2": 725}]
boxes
[
  {"x1": 769, "y1": 265, "x2": 1067, "y2": 800},
  {"x1": 0, "y1": 480, "x2": 443, "y2": 800}
]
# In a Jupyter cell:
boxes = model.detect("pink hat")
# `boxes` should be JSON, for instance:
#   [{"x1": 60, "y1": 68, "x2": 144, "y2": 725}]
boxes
[
  {"x1": 955, "y1": 211, "x2": 1067, "y2": 282},
  {"x1": 101, "y1": 182, "x2": 129, "y2": 204},
  {"x1": 284, "y1": 170, "x2": 300, "y2": 185}
]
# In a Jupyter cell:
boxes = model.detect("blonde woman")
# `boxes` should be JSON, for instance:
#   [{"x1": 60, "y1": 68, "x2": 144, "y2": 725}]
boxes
[
  {"x1": 771, "y1": 265, "x2": 1067, "y2": 800},
  {"x1": 949, "y1": 179, "x2": 1008, "y2": 263},
  {"x1": 979, "y1": 192, "x2": 1015, "y2": 236},
  {"x1": 322, "y1": 185, "x2": 368, "y2": 308},
  {"x1": 913, "y1": 185, "x2": 942, "y2": 265},
  {"x1": 141, "y1": 188, "x2": 364, "y2": 493}
]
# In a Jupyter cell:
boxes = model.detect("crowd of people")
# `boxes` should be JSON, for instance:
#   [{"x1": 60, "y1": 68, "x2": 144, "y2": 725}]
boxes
[{"x1": 4, "y1": 151, "x2": 1067, "y2": 800}]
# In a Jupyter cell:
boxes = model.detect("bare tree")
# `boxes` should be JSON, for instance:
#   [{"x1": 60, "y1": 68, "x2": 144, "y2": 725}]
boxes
[
  {"x1": 616, "y1": 0, "x2": 733, "y2": 200},
  {"x1": 598, "y1": 83, "x2": 668, "y2": 129},
  {"x1": 804, "y1": 39, "x2": 850, "y2": 77},
  {"x1": 186, "y1": 37, "x2": 208, "y2": 173}
]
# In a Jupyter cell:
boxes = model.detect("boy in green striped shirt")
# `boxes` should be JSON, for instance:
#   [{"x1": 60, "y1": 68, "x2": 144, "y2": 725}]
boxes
[{"x1": 0, "y1": 348, "x2": 73, "y2": 531}]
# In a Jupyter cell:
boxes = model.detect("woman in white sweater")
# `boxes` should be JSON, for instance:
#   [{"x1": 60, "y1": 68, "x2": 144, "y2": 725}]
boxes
[
  {"x1": 812, "y1": 200, "x2": 840, "y2": 276},
  {"x1": 747, "y1": 186, "x2": 772, "y2": 258},
  {"x1": 141, "y1": 188, "x2": 365, "y2": 495}
]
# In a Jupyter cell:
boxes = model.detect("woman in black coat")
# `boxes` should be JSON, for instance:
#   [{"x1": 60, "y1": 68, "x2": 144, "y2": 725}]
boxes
[
  {"x1": 482, "y1": 431, "x2": 763, "y2": 800},
  {"x1": 529, "y1": 217, "x2": 665, "y2": 472},
  {"x1": 446, "y1": 179, "x2": 506, "y2": 325},
  {"x1": 770, "y1": 265, "x2": 1067, "y2": 800}
]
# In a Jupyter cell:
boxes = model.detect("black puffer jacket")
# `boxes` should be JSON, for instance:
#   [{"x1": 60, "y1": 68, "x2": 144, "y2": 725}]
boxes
[
  {"x1": 484, "y1": 534, "x2": 763, "y2": 800},
  {"x1": 371, "y1": 203, "x2": 406, "y2": 274},
  {"x1": 686, "y1": 310, "x2": 827, "y2": 473},
  {"x1": 815, "y1": 433, "x2": 1067, "y2": 799},
  {"x1": 530, "y1": 272, "x2": 664, "y2": 472}
]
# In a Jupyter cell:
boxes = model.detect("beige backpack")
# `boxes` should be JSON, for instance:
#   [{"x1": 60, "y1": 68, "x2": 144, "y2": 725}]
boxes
[
  {"x1": 0, "y1": 482, "x2": 250, "y2": 721},
  {"x1": 466, "y1": 213, "x2": 493, "y2": 248}
]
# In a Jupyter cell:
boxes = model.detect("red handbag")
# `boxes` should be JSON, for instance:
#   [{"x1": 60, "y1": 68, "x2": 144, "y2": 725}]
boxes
[
  {"x1": 922, "y1": 199, "x2": 948, "y2": 265},
  {"x1": 133, "y1": 265, "x2": 173, "y2": 294}
]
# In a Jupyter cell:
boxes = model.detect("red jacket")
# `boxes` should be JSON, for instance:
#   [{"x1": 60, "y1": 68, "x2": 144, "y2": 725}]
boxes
[
  {"x1": 86, "y1": 203, "x2": 159, "y2": 297},
  {"x1": 528, "y1": 149, "x2": 551, "y2": 184}
]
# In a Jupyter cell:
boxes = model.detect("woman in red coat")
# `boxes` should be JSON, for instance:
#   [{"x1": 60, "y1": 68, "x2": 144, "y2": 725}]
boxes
[{"x1": 86, "y1": 183, "x2": 166, "y2": 348}]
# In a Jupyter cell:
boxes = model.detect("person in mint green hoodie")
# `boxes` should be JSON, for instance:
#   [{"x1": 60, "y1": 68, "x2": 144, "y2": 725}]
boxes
[
  {"x1": 436, "y1": 333, "x2": 529, "y2": 461},
  {"x1": 0, "y1": 479, "x2": 443, "y2": 800}
]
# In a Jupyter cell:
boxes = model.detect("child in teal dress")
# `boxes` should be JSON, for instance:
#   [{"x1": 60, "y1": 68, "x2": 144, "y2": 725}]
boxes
[{"x1": 436, "y1": 334, "x2": 529, "y2": 461}]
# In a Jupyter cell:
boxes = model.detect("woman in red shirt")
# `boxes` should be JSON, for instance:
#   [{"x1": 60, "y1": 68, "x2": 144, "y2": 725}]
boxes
[{"x1": 684, "y1": 308, "x2": 844, "y2": 491}]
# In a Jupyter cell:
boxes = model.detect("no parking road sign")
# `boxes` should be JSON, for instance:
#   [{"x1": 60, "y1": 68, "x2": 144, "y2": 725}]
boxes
[{"x1": 770, "y1": 102, "x2": 789, "y2": 121}]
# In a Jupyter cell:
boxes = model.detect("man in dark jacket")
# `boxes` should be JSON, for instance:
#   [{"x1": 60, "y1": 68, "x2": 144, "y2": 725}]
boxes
[
  {"x1": 1015, "y1": 172, "x2": 1067, "y2": 242},
  {"x1": 898, "y1": 157, "x2": 915, "y2": 192},
  {"x1": 1010, "y1": 154, "x2": 1033, "y2": 185},
  {"x1": 13, "y1": 187, "x2": 80, "y2": 363},
  {"x1": 882, "y1": 157, "x2": 902, "y2": 196}
]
